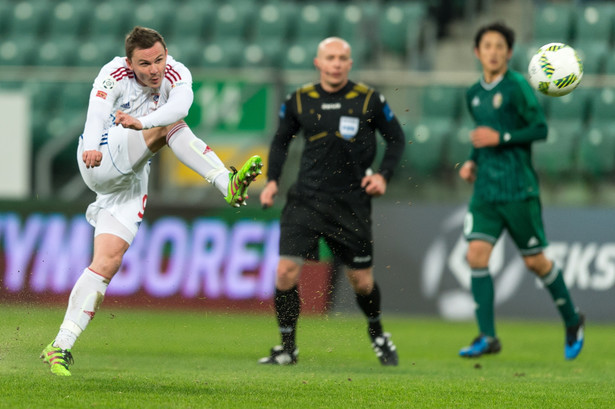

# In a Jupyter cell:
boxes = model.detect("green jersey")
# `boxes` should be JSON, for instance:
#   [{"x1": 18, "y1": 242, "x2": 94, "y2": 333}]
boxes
[{"x1": 466, "y1": 69, "x2": 547, "y2": 203}]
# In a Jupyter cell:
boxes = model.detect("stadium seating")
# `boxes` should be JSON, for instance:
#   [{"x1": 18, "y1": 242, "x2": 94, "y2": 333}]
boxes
[
  {"x1": 605, "y1": 53, "x2": 615, "y2": 75},
  {"x1": 7, "y1": 0, "x2": 51, "y2": 38},
  {"x1": 378, "y1": 2, "x2": 427, "y2": 63},
  {"x1": 199, "y1": 38, "x2": 244, "y2": 68},
  {"x1": 59, "y1": 82, "x2": 92, "y2": 113},
  {"x1": 509, "y1": 43, "x2": 541, "y2": 73},
  {"x1": 209, "y1": 2, "x2": 253, "y2": 42},
  {"x1": 0, "y1": 1, "x2": 11, "y2": 37},
  {"x1": 239, "y1": 40, "x2": 284, "y2": 68},
  {"x1": 533, "y1": 3, "x2": 574, "y2": 44},
  {"x1": 126, "y1": 2, "x2": 175, "y2": 35},
  {"x1": 573, "y1": 41, "x2": 608, "y2": 75},
  {"x1": 250, "y1": 3, "x2": 293, "y2": 43},
  {"x1": 167, "y1": 37, "x2": 206, "y2": 68},
  {"x1": 533, "y1": 122, "x2": 580, "y2": 178},
  {"x1": 0, "y1": 36, "x2": 36, "y2": 66},
  {"x1": 0, "y1": 0, "x2": 438, "y2": 71},
  {"x1": 588, "y1": 87, "x2": 615, "y2": 124},
  {"x1": 294, "y1": 3, "x2": 335, "y2": 42},
  {"x1": 86, "y1": 2, "x2": 131, "y2": 41},
  {"x1": 574, "y1": 3, "x2": 614, "y2": 45},
  {"x1": 446, "y1": 118, "x2": 473, "y2": 170},
  {"x1": 23, "y1": 81, "x2": 63, "y2": 145},
  {"x1": 75, "y1": 38, "x2": 123, "y2": 67},
  {"x1": 421, "y1": 85, "x2": 461, "y2": 119},
  {"x1": 545, "y1": 88, "x2": 592, "y2": 124},
  {"x1": 35, "y1": 37, "x2": 81, "y2": 67},
  {"x1": 337, "y1": 3, "x2": 371, "y2": 43},
  {"x1": 577, "y1": 124, "x2": 615, "y2": 177},
  {"x1": 45, "y1": 1, "x2": 90, "y2": 39},
  {"x1": 167, "y1": 3, "x2": 213, "y2": 44},
  {"x1": 281, "y1": 39, "x2": 320, "y2": 70},
  {"x1": 405, "y1": 120, "x2": 449, "y2": 176}
]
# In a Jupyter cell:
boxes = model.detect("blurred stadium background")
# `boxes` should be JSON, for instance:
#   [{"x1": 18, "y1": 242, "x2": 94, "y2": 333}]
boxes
[{"x1": 1, "y1": 0, "x2": 614, "y2": 321}]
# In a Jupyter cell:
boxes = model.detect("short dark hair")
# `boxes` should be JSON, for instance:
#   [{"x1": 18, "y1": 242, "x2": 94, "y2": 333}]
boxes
[
  {"x1": 125, "y1": 26, "x2": 167, "y2": 60},
  {"x1": 474, "y1": 22, "x2": 515, "y2": 50}
]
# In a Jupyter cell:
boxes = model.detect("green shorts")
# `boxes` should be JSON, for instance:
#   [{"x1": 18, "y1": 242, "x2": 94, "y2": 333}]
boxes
[{"x1": 463, "y1": 196, "x2": 548, "y2": 256}]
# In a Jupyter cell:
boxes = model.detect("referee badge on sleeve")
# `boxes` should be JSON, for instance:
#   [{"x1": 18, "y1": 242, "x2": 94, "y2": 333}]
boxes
[{"x1": 339, "y1": 116, "x2": 359, "y2": 140}]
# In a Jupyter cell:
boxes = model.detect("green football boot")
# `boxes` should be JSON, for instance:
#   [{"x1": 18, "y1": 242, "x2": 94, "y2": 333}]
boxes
[
  {"x1": 40, "y1": 342, "x2": 74, "y2": 376},
  {"x1": 225, "y1": 155, "x2": 263, "y2": 207}
]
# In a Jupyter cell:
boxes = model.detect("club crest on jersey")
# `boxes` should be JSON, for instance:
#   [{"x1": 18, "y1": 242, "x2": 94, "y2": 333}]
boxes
[
  {"x1": 339, "y1": 116, "x2": 359, "y2": 140},
  {"x1": 472, "y1": 96, "x2": 480, "y2": 107},
  {"x1": 492, "y1": 92, "x2": 503, "y2": 109}
]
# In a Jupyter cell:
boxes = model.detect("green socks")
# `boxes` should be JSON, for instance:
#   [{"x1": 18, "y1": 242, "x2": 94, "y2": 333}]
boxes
[
  {"x1": 541, "y1": 264, "x2": 579, "y2": 327},
  {"x1": 471, "y1": 268, "x2": 496, "y2": 337}
]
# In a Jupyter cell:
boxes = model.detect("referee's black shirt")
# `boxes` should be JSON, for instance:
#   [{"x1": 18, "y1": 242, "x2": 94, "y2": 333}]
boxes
[{"x1": 267, "y1": 80, "x2": 406, "y2": 195}]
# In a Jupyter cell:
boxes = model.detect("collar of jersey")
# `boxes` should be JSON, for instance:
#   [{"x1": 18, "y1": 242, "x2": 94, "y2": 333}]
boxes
[{"x1": 480, "y1": 72, "x2": 505, "y2": 91}]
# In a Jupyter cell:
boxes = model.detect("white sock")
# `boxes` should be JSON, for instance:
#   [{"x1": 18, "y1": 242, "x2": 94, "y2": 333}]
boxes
[
  {"x1": 166, "y1": 122, "x2": 229, "y2": 195},
  {"x1": 54, "y1": 268, "x2": 109, "y2": 350}
]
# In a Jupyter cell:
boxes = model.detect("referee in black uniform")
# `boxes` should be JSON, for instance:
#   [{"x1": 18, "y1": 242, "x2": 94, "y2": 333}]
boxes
[{"x1": 258, "y1": 37, "x2": 406, "y2": 366}]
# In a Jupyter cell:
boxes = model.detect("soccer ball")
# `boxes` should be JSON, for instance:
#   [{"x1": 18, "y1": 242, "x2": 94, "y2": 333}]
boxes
[{"x1": 527, "y1": 43, "x2": 583, "y2": 97}]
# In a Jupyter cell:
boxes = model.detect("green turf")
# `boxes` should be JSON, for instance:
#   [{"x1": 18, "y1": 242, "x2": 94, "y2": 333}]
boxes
[{"x1": 0, "y1": 304, "x2": 613, "y2": 408}]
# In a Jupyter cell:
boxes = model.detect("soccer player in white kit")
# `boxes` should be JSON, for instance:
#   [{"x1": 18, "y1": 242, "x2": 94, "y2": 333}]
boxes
[{"x1": 40, "y1": 26, "x2": 262, "y2": 376}]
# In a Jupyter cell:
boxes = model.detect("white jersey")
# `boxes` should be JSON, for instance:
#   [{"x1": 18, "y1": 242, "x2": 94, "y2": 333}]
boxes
[{"x1": 81, "y1": 55, "x2": 193, "y2": 152}]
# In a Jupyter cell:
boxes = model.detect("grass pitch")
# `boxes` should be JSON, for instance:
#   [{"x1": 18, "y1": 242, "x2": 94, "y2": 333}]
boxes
[{"x1": 0, "y1": 304, "x2": 613, "y2": 408}]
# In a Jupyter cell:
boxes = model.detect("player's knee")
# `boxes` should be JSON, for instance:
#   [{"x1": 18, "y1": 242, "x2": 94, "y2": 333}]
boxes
[
  {"x1": 523, "y1": 253, "x2": 550, "y2": 276},
  {"x1": 466, "y1": 241, "x2": 492, "y2": 268},
  {"x1": 346, "y1": 268, "x2": 374, "y2": 295},
  {"x1": 351, "y1": 280, "x2": 373, "y2": 296},
  {"x1": 276, "y1": 258, "x2": 301, "y2": 289},
  {"x1": 92, "y1": 253, "x2": 124, "y2": 279},
  {"x1": 466, "y1": 251, "x2": 488, "y2": 269}
]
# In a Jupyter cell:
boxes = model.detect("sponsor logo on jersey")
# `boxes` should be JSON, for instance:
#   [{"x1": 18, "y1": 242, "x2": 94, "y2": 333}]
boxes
[
  {"x1": 102, "y1": 77, "x2": 116, "y2": 90},
  {"x1": 492, "y1": 92, "x2": 503, "y2": 109},
  {"x1": 96, "y1": 90, "x2": 107, "y2": 99},
  {"x1": 321, "y1": 102, "x2": 341, "y2": 110},
  {"x1": 152, "y1": 93, "x2": 160, "y2": 104},
  {"x1": 339, "y1": 116, "x2": 359, "y2": 140},
  {"x1": 279, "y1": 103, "x2": 286, "y2": 119},
  {"x1": 120, "y1": 101, "x2": 130, "y2": 109}
]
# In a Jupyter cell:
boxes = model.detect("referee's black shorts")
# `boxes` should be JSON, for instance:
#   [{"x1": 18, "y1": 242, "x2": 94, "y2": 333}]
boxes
[{"x1": 279, "y1": 185, "x2": 373, "y2": 269}]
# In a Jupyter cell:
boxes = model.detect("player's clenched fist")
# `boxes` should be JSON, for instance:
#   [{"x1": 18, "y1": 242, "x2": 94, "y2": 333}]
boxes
[
  {"x1": 115, "y1": 110, "x2": 143, "y2": 130},
  {"x1": 83, "y1": 150, "x2": 103, "y2": 168}
]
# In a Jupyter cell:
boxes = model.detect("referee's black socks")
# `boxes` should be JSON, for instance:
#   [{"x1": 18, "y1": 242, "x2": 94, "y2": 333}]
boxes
[
  {"x1": 274, "y1": 286, "x2": 300, "y2": 352},
  {"x1": 355, "y1": 282, "x2": 383, "y2": 338}
]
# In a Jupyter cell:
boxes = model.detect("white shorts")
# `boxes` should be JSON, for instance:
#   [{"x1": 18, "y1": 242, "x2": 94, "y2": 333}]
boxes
[{"x1": 78, "y1": 126, "x2": 152, "y2": 243}]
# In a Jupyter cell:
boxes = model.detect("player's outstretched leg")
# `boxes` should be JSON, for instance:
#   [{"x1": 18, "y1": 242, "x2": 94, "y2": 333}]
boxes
[
  {"x1": 40, "y1": 342, "x2": 74, "y2": 376},
  {"x1": 565, "y1": 313, "x2": 585, "y2": 360},
  {"x1": 225, "y1": 155, "x2": 263, "y2": 207},
  {"x1": 459, "y1": 335, "x2": 501, "y2": 358}
]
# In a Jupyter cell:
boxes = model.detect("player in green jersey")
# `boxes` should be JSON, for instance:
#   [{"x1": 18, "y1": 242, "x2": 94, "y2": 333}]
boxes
[{"x1": 458, "y1": 22, "x2": 584, "y2": 360}]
